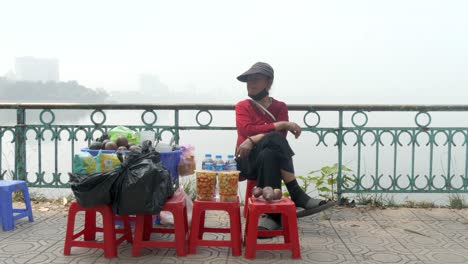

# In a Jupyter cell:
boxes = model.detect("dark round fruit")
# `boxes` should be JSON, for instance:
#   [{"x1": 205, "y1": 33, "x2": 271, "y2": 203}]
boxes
[
  {"x1": 273, "y1": 189, "x2": 282, "y2": 200},
  {"x1": 263, "y1": 192, "x2": 274, "y2": 202},
  {"x1": 104, "y1": 141, "x2": 118, "y2": 150},
  {"x1": 262, "y1": 186, "x2": 274, "y2": 201},
  {"x1": 252, "y1": 187, "x2": 263, "y2": 198},
  {"x1": 101, "y1": 139, "x2": 110, "y2": 149},
  {"x1": 116, "y1": 136, "x2": 128, "y2": 147},
  {"x1": 89, "y1": 141, "x2": 102, "y2": 150}
]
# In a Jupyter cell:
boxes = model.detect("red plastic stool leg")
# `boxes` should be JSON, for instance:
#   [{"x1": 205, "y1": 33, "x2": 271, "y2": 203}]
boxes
[
  {"x1": 188, "y1": 203, "x2": 202, "y2": 254},
  {"x1": 143, "y1": 215, "x2": 152, "y2": 241},
  {"x1": 244, "y1": 180, "x2": 256, "y2": 217},
  {"x1": 173, "y1": 206, "x2": 187, "y2": 256},
  {"x1": 286, "y1": 209, "x2": 301, "y2": 259},
  {"x1": 83, "y1": 210, "x2": 96, "y2": 241},
  {"x1": 229, "y1": 205, "x2": 242, "y2": 256},
  {"x1": 244, "y1": 210, "x2": 260, "y2": 259},
  {"x1": 101, "y1": 207, "x2": 117, "y2": 258},
  {"x1": 183, "y1": 206, "x2": 189, "y2": 235},
  {"x1": 282, "y1": 214, "x2": 290, "y2": 244},
  {"x1": 63, "y1": 203, "x2": 78, "y2": 256},
  {"x1": 122, "y1": 216, "x2": 133, "y2": 244},
  {"x1": 132, "y1": 215, "x2": 145, "y2": 257}
]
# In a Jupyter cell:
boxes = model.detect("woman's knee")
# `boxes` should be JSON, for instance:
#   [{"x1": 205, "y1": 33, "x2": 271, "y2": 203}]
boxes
[{"x1": 258, "y1": 148, "x2": 276, "y2": 161}]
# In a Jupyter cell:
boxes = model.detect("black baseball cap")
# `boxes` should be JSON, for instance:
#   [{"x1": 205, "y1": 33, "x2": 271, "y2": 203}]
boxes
[{"x1": 237, "y1": 62, "x2": 274, "y2": 82}]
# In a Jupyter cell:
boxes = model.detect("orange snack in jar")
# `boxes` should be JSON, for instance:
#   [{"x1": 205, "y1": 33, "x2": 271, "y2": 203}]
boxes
[
  {"x1": 218, "y1": 171, "x2": 239, "y2": 202},
  {"x1": 196, "y1": 170, "x2": 217, "y2": 200}
]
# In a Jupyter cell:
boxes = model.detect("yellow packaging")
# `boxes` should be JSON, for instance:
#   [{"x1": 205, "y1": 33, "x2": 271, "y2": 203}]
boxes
[
  {"x1": 81, "y1": 155, "x2": 97, "y2": 174},
  {"x1": 99, "y1": 153, "x2": 121, "y2": 172},
  {"x1": 73, "y1": 152, "x2": 97, "y2": 174}
]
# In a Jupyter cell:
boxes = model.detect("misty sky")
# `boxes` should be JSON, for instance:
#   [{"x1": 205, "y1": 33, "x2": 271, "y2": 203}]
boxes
[{"x1": 1, "y1": 0, "x2": 468, "y2": 103}]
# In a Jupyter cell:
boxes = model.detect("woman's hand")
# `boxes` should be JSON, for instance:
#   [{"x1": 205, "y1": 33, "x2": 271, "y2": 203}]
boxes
[
  {"x1": 287, "y1": 122, "x2": 302, "y2": 138},
  {"x1": 236, "y1": 138, "x2": 254, "y2": 159},
  {"x1": 274, "y1": 121, "x2": 302, "y2": 139}
]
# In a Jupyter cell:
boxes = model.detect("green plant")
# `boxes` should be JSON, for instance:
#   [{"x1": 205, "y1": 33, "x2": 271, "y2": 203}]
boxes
[
  {"x1": 180, "y1": 176, "x2": 197, "y2": 201},
  {"x1": 449, "y1": 193, "x2": 465, "y2": 209},
  {"x1": 404, "y1": 200, "x2": 416, "y2": 208},
  {"x1": 355, "y1": 193, "x2": 384, "y2": 208},
  {"x1": 12, "y1": 191, "x2": 25, "y2": 202},
  {"x1": 383, "y1": 194, "x2": 398, "y2": 208},
  {"x1": 415, "y1": 201, "x2": 435, "y2": 208},
  {"x1": 355, "y1": 193, "x2": 373, "y2": 205},
  {"x1": 402, "y1": 199, "x2": 435, "y2": 208},
  {"x1": 282, "y1": 163, "x2": 353, "y2": 201}
]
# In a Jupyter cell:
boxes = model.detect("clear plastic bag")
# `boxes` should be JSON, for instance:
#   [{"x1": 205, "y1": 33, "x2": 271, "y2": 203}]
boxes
[
  {"x1": 160, "y1": 190, "x2": 193, "y2": 227},
  {"x1": 177, "y1": 145, "x2": 196, "y2": 177},
  {"x1": 108, "y1": 126, "x2": 140, "y2": 145}
]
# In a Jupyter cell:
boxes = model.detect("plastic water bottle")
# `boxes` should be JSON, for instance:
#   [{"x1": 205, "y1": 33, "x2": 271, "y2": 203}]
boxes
[
  {"x1": 214, "y1": 155, "x2": 225, "y2": 171},
  {"x1": 202, "y1": 154, "x2": 214, "y2": 170},
  {"x1": 225, "y1": 154, "x2": 237, "y2": 171}
]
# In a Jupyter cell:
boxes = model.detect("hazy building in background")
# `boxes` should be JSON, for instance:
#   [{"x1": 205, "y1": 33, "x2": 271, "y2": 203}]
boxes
[
  {"x1": 139, "y1": 74, "x2": 168, "y2": 94},
  {"x1": 15, "y1": 56, "x2": 59, "y2": 82}
]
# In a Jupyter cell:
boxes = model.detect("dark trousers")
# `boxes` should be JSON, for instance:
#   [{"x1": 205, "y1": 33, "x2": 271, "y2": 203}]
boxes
[{"x1": 237, "y1": 132, "x2": 294, "y2": 189}]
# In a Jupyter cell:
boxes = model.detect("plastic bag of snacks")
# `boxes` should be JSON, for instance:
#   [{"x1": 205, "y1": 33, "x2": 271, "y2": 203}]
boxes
[
  {"x1": 98, "y1": 153, "x2": 121, "y2": 172},
  {"x1": 218, "y1": 171, "x2": 239, "y2": 202},
  {"x1": 195, "y1": 170, "x2": 216, "y2": 200},
  {"x1": 72, "y1": 152, "x2": 97, "y2": 174},
  {"x1": 178, "y1": 145, "x2": 196, "y2": 177}
]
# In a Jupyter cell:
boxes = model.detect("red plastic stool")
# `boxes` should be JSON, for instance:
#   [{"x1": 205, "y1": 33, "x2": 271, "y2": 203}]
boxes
[
  {"x1": 243, "y1": 180, "x2": 257, "y2": 217},
  {"x1": 63, "y1": 202, "x2": 133, "y2": 258},
  {"x1": 188, "y1": 197, "x2": 242, "y2": 256},
  {"x1": 132, "y1": 187, "x2": 189, "y2": 257},
  {"x1": 244, "y1": 197, "x2": 301, "y2": 259}
]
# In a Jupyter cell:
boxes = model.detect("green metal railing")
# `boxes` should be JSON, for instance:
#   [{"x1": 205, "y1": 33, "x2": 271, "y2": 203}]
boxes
[{"x1": 1, "y1": 103, "x2": 468, "y2": 201}]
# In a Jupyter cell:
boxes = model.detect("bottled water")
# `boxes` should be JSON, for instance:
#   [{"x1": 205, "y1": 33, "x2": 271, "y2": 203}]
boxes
[
  {"x1": 214, "y1": 155, "x2": 225, "y2": 171},
  {"x1": 225, "y1": 154, "x2": 237, "y2": 171},
  {"x1": 202, "y1": 154, "x2": 214, "y2": 170}
]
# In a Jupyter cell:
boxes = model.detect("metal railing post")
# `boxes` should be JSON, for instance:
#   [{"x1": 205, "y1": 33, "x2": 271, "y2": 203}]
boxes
[{"x1": 15, "y1": 107, "x2": 27, "y2": 181}]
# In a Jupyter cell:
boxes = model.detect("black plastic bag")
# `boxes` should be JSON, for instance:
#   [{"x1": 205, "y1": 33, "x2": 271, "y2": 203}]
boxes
[
  {"x1": 112, "y1": 142, "x2": 175, "y2": 215},
  {"x1": 69, "y1": 141, "x2": 174, "y2": 214},
  {"x1": 68, "y1": 169, "x2": 120, "y2": 208}
]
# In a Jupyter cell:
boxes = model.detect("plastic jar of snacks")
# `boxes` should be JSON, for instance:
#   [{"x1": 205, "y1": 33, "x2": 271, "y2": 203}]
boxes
[
  {"x1": 195, "y1": 170, "x2": 217, "y2": 200},
  {"x1": 218, "y1": 171, "x2": 239, "y2": 202}
]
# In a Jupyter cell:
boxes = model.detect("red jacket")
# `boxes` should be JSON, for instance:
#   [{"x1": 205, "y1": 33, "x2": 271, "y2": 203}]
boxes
[{"x1": 235, "y1": 98, "x2": 289, "y2": 147}]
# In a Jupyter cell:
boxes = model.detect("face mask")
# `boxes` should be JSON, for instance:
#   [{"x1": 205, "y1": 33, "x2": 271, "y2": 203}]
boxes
[{"x1": 249, "y1": 88, "x2": 269, "y2": 101}]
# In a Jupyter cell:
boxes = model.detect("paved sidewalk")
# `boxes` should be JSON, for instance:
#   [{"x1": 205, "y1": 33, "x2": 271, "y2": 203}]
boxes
[{"x1": 1, "y1": 206, "x2": 468, "y2": 264}]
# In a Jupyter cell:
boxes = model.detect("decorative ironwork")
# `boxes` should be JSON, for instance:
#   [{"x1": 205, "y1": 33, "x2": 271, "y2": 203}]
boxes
[{"x1": 0, "y1": 103, "x2": 467, "y2": 203}]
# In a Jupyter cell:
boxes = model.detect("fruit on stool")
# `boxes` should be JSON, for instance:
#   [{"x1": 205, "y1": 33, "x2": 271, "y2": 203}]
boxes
[
  {"x1": 252, "y1": 187, "x2": 263, "y2": 198},
  {"x1": 273, "y1": 189, "x2": 282, "y2": 200},
  {"x1": 262, "y1": 186, "x2": 274, "y2": 201},
  {"x1": 101, "y1": 139, "x2": 110, "y2": 149},
  {"x1": 116, "y1": 136, "x2": 129, "y2": 147},
  {"x1": 104, "y1": 141, "x2": 118, "y2": 150},
  {"x1": 89, "y1": 141, "x2": 102, "y2": 150}
]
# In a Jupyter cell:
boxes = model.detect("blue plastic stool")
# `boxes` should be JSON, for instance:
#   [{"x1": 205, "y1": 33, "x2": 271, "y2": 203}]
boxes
[{"x1": 0, "y1": 180, "x2": 34, "y2": 231}]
